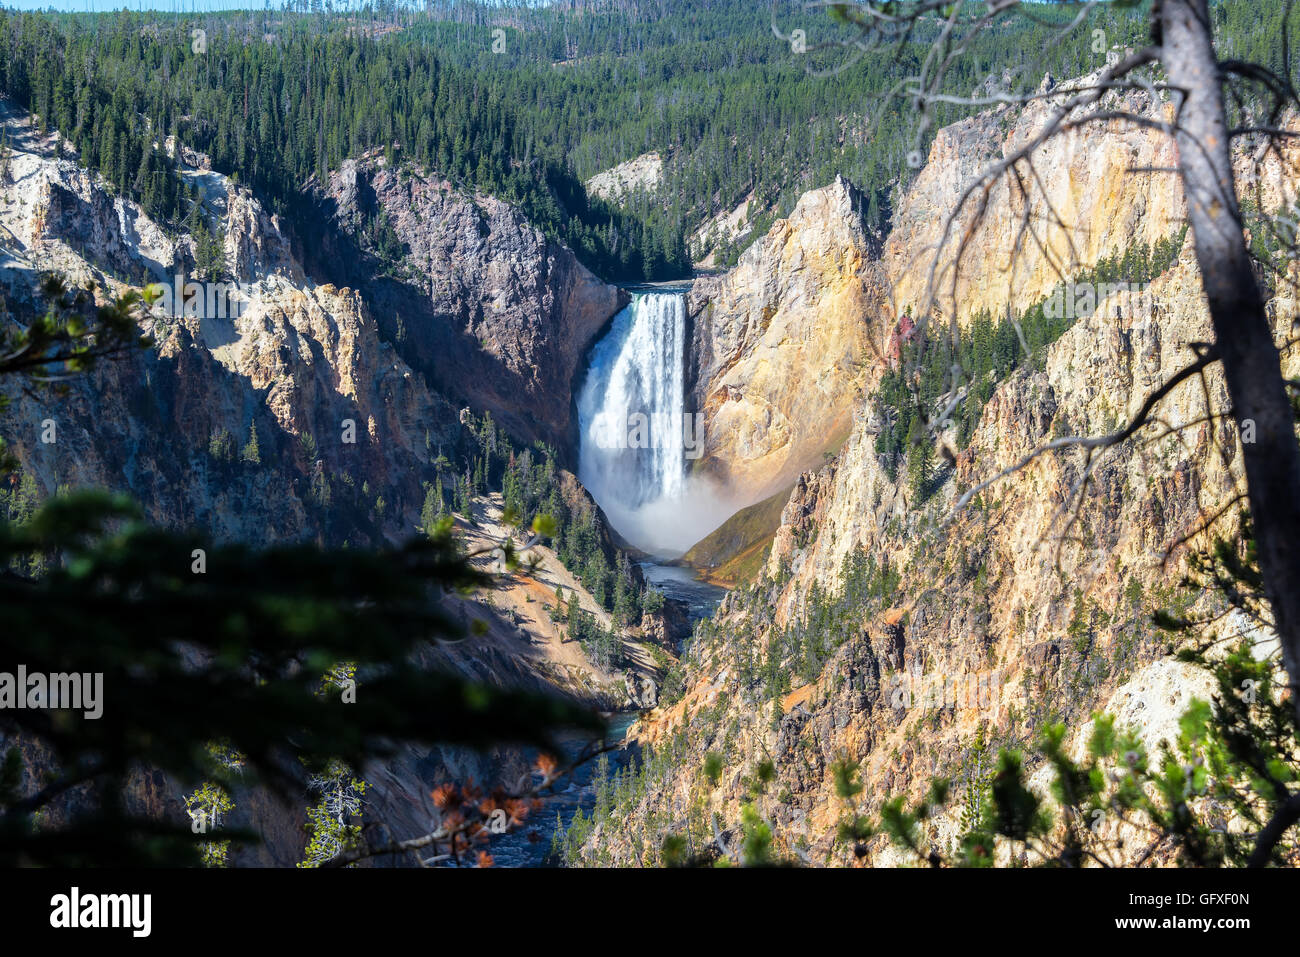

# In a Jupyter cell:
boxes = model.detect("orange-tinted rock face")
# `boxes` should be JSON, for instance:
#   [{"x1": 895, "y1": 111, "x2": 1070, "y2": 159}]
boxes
[
  {"x1": 882, "y1": 81, "x2": 1185, "y2": 328},
  {"x1": 686, "y1": 175, "x2": 883, "y2": 511},
  {"x1": 683, "y1": 81, "x2": 1191, "y2": 536}
]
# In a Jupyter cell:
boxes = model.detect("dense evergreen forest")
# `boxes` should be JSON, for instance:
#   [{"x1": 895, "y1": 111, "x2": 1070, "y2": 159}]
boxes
[{"x1": 0, "y1": 0, "x2": 1157, "y2": 281}]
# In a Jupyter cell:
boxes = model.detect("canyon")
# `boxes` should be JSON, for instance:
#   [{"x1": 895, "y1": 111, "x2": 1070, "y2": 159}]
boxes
[
  {"x1": 0, "y1": 101, "x2": 662, "y2": 865},
  {"x1": 1, "y1": 59, "x2": 1294, "y2": 867},
  {"x1": 569, "y1": 84, "x2": 1300, "y2": 866}
]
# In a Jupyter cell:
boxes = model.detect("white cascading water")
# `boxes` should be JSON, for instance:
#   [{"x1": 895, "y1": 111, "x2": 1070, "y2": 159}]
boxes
[{"x1": 578, "y1": 291, "x2": 703, "y2": 555}]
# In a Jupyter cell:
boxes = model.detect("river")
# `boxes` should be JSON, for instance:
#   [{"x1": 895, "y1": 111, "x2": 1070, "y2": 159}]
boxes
[
  {"x1": 483, "y1": 565, "x2": 724, "y2": 867},
  {"x1": 476, "y1": 712, "x2": 639, "y2": 868},
  {"x1": 639, "y1": 561, "x2": 728, "y2": 629}
]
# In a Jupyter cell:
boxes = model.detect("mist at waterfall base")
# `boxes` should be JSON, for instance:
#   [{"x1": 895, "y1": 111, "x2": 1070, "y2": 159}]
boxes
[{"x1": 577, "y1": 292, "x2": 735, "y2": 557}]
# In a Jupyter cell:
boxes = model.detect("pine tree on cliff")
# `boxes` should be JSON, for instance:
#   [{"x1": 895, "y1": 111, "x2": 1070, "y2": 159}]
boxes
[
  {"x1": 456, "y1": 471, "x2": 474, "y2": 522},
  {"x1": 566, "y1": 591, "x2": 581, "y2": 644},
  {"x1": 240, "y1": 423, "x2": 260, "y2": 465},
  {"x1": 904, "y1": 415, "x2": 933, "y2": 504},
  {"x1": 420, "y1": 482, "x2": 442, "y2": 537}
]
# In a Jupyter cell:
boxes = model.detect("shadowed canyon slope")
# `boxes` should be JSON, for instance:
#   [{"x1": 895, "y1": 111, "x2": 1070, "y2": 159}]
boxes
[
  {"x1": 1, "y1": 104, "x2": 626, "y2": 546},
  {"x1": 1, "y1": 108, "x2": 452, "y2": 543},
  {"x1": 310, "y1": 154, "x2": 627, "y2": 452}
]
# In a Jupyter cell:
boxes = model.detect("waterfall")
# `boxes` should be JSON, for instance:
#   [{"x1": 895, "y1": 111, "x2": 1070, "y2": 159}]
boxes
[{"x1": 578, "y1": 291, "x2": 695, "y2": 554}]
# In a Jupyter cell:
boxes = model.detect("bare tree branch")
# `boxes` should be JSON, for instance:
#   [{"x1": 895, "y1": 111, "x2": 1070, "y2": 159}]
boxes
[{"x1": 951, "y1": 347, "x2": 1220, "y2": 516}]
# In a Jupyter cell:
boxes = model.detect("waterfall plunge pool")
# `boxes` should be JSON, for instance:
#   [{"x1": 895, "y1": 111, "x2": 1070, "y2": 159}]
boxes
[{"x1": 576, "y1": 289, "x2": 735, "y2": 559}]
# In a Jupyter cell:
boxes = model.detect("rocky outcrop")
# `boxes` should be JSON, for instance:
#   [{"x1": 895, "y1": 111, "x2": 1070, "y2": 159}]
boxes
[
  {"x1": 310, "y1": 154, "x2": 626, "y2": 451},
  {"x1": 1, "y1": 115, "x2": 458, "y2": 545},
  {"x1": 640, "y1": 598, "x2": 691, "y2": 650},
  {"x1": 585, "y1": 152, "x2": 664, "y2": 203},
  {"x1": 883, "y1": 76, "x2": 1185, "y2": 326},
  {"x1": 689, "y1": 192, "x2": 759, "y2": 267},
  {"x1": 679, "y1": 79, "x2": 1192, "y2": 535},
  {"x1": 686, "y1": 175, "x2": 882, "y2": 507}
]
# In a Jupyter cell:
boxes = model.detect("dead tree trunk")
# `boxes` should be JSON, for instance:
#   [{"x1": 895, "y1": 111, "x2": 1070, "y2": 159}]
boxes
[{"x1": 1161, "y1": 0, "x2": 1300, "y2": 714}]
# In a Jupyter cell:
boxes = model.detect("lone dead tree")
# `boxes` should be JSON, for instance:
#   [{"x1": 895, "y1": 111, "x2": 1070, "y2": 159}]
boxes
[
  {"x1": 1161, "y1": 0, "x2": 1300, "y2": 719},
  {"x1": 777, "y1": 0, "x2": 1300, "y2": 719}
]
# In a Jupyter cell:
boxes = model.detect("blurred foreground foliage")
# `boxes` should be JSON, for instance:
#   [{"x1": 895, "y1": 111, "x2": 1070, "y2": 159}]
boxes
[{"x1": 0, "y1": 276, "x2": 602, "y2": 867}]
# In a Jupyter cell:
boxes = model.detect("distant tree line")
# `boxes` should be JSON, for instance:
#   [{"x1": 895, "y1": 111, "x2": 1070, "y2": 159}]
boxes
[{"x1": 0, "y1": 1, "x2": 1162, "y2": 280}]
